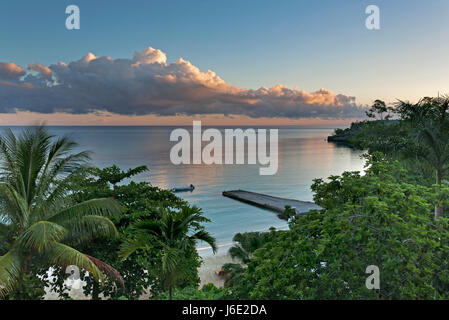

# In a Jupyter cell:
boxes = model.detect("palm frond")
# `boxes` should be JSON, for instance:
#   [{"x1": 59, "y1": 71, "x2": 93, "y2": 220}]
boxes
[
  {"x1": 190, "y1": 230, "x2": 217, "y2": 253},
  {"x1": 33, "y1": 152, "x2": 90, "y2": 210},
  {"x1": 161, "y1": 246, "x2": 183, "y2": 274},
  {"x1": 46, "y1": 242, "x2": 104, "y2": 281},
  {"x1": 85, "y1": 254, "x2": 124, "y2": 290},
  {"x1": 15, "y1": 126, "x2": 52, "y2": 205},
  {"x1": 228, "y1": 245, "x2": 249, "y2": 263},
  {"x1": 0, "y1": 129, "x2": 20, "y2": 184},
  {"x1": 32, "y1": 171, "x2": 81, "y2": 221},
  {"x1": 16, "y1": 221, "x2": 67, "y2": 252},
  {"x1": 48, "y1": 198, "x2": 122, "y2": 224},
  {"x1": 0, "y1": 183, "x2": 25, "y2": 227},
  {"x1": 62, "y1": 215, "x2": 118, "y2": 245},
  {"x1": 0, "y1": 250, "x2": 23, "y2": 298},
  {"x1": 119, "y1": 232, "x2": 153, "y2": 259}
]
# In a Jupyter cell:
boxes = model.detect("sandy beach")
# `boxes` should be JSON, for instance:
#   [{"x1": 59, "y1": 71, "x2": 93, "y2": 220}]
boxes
[{"x1": 198, "y1": 252, "x2": 235, "y2": 288}]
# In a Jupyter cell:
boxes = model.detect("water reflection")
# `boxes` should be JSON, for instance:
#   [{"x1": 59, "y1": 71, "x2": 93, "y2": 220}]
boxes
[{"x1": 4, "y1": 126, "x2": 366, "y2": 255}]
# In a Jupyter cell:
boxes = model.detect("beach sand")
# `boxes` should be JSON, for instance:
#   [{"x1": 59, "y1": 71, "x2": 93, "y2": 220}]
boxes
[{"x1": 198, "y1": 252, "x2": 235, "y2": 288}]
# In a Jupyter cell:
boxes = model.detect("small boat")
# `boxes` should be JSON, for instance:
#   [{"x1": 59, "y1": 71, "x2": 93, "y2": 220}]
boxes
[{"x1": 172, "y1": 184, "x2": 195, "y2": 192}]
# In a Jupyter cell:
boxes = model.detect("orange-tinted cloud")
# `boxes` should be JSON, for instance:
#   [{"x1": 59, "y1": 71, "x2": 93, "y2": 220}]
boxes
[
  {"x1": 0, "y1": 62, "x2": 25, "y2": 80},
  {"x1": 0, "y1": 47, "x2": 365, "y2": 119},
  {"x1": 28, "y1": 63, "x2": 52, "y2": 80}
]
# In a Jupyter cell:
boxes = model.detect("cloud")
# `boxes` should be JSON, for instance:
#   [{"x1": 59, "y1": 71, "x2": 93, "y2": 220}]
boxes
[
  {"x1": 0, "y1": 47, "x2": 365, "y2": 118},
  {"x1": 28, "y1": 63, "x2": 52, "y2": 80},
  {"x1": 0, "y1": 62, "x2": 26, "y2": 81},
  {"x1": 132, "y1": 47, "x2": 167, "y2": 66}
]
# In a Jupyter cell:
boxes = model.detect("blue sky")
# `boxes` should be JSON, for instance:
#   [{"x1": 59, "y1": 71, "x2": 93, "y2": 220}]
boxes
[{"x1": 0, "y1": 0, "x2": 448, "y2": 125}]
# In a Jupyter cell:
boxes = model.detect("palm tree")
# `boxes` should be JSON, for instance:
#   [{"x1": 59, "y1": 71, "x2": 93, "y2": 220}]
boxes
[
  {"x1": 120, "y1": 206, "x2": 217, "y2": 300},
  {"x1": 222, "y1": 231, "x2": 271, "y2": 287},
  {"x1": 395, "y1": 97, "x2": 449, "y2": 219},
  {"x1": 0, "y1": 126, "x2": 123, "y2": 298},
  {"x1": 227, "y1": 232, "x2": 270, "y2": 264}
]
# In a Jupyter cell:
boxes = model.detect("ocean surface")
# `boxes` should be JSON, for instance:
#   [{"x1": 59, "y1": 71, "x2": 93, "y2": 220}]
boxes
[{"x1": 4, "y1": 126, "x2": 366, "y2": 256}]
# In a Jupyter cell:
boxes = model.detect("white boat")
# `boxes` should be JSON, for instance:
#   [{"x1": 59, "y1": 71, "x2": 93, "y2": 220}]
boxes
[{"x1": 172, "y1": 184, "x2": 195, "y2": 192}]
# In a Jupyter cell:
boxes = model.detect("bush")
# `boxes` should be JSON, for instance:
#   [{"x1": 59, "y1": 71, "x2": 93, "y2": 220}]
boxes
[
  {"x1": 231, "y1": 154, "x2": 449, "y2": 299},
  {"x1": 154, "y1": 284, "x2": 231, "y2": 300}
]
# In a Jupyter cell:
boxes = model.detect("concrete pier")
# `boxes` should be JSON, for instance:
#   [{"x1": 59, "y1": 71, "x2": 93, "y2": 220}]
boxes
[{"x1": 222, "y1": 190, "x2": 321, "y2": 215}]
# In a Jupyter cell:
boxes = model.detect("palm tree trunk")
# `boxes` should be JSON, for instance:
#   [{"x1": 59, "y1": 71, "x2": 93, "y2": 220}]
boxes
[
  {"x1": 169, "y1": 286, "x2": 173, "y2": 300},
  {"x1": 435, "y1": 168, "x2": 444, "y2": 220},
  {"x1": 22, "y1": 254, "x2": 31, "y2": 274}
]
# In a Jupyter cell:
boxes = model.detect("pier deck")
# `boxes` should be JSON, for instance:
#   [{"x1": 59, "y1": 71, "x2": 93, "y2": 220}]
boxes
[{"x1": 222, "y1": 190, "x2": 321, "y2": 215}]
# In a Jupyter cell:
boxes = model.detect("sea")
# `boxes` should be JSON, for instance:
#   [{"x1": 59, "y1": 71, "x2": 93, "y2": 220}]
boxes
[{"x1": 4, "y1": 126, "x2": 366, "y2": 256}]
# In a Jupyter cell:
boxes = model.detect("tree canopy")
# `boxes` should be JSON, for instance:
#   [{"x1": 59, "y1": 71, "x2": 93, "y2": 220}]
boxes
[{"x1": 228, "y1": 154, "x2": 449, "y2": 299}]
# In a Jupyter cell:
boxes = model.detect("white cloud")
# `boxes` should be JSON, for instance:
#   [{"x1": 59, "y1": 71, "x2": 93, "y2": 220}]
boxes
[{"x1": 0, "y1": 47, "x2": 365, "y2": 118}]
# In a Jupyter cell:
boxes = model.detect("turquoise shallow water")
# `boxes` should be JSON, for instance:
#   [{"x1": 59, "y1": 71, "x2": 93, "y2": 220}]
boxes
[{"x1": 4, "y1": 126, "x2": 365, "y2": 256}]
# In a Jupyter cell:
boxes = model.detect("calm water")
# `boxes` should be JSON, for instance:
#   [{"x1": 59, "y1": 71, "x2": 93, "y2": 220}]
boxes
[{"x1": 5, "y1": 126, "x2": 365, "y2": 255}]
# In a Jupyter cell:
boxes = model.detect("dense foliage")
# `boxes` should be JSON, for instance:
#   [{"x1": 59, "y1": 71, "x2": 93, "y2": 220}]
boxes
[
  {"x1": 155, "y1": 283, "x2": 230, "y2": 300},
  {"x1": 223, "y1": 97, "x2": 449, "y2": 300},
  {"x1": 4, "y1": 96, "x2": 449, "y2": 300},
  {"x1": 333, "y1": 97, "x2": 449, "y2": 218},
  {"x1": 119, "y1": 205, "x2": 216, "y2": 300},
  {"x1": 0, "y1": 127, "x2": 213, "y2": 300},
  {"x1": 45, "y1": 165, "x2": 208, "y2": 299},
  {"x1": 228, "y1": 154, "x2": 449, "y2": 299},
  {"x1": 221, "y1": 231, "x2": 274, "y2": 288}
]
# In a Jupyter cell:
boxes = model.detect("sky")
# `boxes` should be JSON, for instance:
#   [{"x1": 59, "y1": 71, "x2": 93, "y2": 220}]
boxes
[{"x1": 0, "y1": 0, "x2": 448, "y2": 126}]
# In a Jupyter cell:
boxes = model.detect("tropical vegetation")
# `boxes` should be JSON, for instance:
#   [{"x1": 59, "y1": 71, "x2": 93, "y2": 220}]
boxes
[
  {"x1": 3, "y1": 95, "x2": 449, "y2": 300},
  {"x1": 0, "y1": 127, "x2": 123, "y2": 299},
  {"x1": 0, "y1": 127, "x2": 214, "y2": 300}
]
